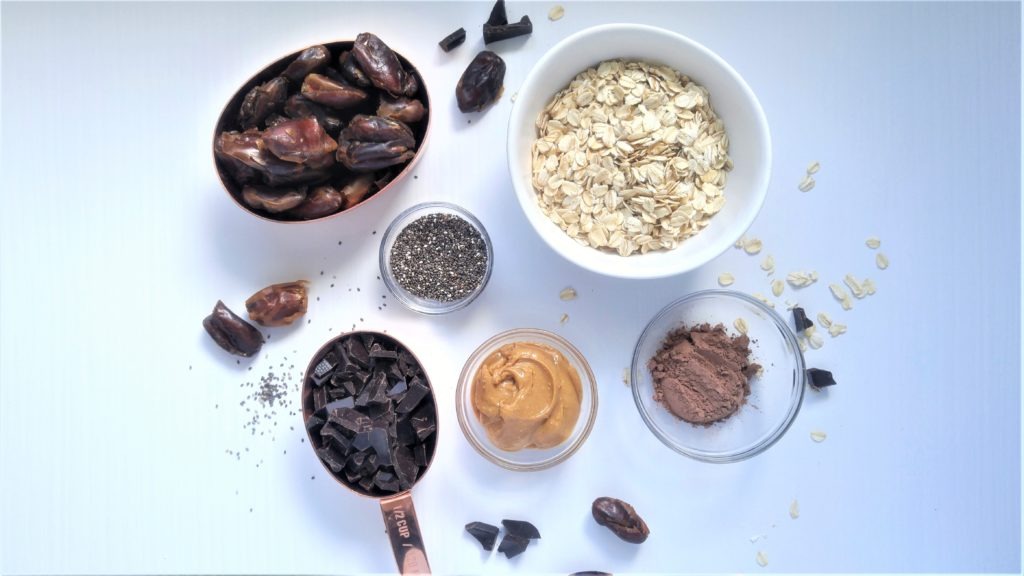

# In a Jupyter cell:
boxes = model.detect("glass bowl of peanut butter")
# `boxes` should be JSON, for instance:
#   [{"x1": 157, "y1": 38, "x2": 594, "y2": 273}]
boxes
[{"x1": 456, "y1": 328, "x2": 598, "y2": 471}]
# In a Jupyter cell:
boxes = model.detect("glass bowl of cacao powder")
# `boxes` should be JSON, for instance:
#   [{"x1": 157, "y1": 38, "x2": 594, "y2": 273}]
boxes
[{"x1": 631, "y1": 290, "x2": 805, "y2": 463}]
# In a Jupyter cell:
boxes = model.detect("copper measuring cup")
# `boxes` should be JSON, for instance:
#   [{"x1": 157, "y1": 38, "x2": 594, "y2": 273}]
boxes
[
  {"x1": 212, "y1": 39, "x2": 432, "y2": 224},
  {"x1": 301, "y1": 331, "x2": 437, "y2": 574}
]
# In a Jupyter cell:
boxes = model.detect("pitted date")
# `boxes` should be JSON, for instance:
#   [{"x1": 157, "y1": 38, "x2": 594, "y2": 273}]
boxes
[
  {"x1": 456, "y1": 51, "x2": 505, "y2": 113},
  {"x1": 245, "y1": 281, "x2": 309, "y2": 327},
  {"x1": 352, "y1": 32, "x2": 408, "y2": 97},
  {"x1": 591, "y1": 497, "x2": 649, "y2": 544},
  {"x1": 238, "y1": 77, "x2": 288, "y2": 129},
  {"x1": 203, "y1": 301, "x2": 264, "y2": 357},
  {"x1": 336, "y1": 115, "x2": 416, "y2": 171}
]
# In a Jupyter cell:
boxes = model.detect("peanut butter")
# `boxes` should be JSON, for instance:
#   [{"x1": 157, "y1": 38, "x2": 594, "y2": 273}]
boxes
[{"x1": 471, "y1": 342, "x2": 583, "y2": 451}]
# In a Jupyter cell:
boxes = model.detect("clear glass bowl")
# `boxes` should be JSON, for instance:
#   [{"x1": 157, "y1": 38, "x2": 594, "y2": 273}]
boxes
[
  {"x1": 631, "y1": 290, "x2": 805, "y2": 463},
  {"x1": 379, "y1": 202, "x2": 493, "y2": 315},
  {"x1": 456, "y1": 329, "x2": 598, "y2": 471}
]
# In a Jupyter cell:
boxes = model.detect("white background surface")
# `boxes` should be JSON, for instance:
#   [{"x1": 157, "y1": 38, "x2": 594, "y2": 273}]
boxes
[{"x1": 1, "y1": 2, "x2": 1020, "y2": 574}]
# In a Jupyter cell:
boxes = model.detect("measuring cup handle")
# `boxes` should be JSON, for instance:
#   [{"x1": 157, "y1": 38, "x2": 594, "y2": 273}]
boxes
[{"x1": 380, "y1": 493, "x2": 431, "y2": 575}]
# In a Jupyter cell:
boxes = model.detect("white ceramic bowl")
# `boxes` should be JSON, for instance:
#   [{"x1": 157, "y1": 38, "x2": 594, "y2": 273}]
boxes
[{"x1": 507, "y1": 24, "x2": 771, "y2": 279}]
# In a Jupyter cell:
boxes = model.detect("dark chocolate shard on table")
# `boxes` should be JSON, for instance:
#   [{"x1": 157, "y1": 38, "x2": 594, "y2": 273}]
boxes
[
  {"x1": 483, "y1": 15, "x2": 533, "y2": 45},
  {"x1": 497, "y1": 533, "x2": 530, "y2": 559},
  {"x1": 501, "y1": 519, "x2": 541, "y2": 540},
  {"x1": 438, "y1": 27, "x2": 467, "y2": 53},
  {"x1": 465, "y1": 521, "x2": 500, "y2": 551},
  {"x1": 486, "y1": 0, "x2": 507, "y2": 26},
  {"x1": 807, "y1": 368, "x2": 836, "y2": 389},
  {"x1": 792, "y1": 306, "x2": 814, "y2": 333}
]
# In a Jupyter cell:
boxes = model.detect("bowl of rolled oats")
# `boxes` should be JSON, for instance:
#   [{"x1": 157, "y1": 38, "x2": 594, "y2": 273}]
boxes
[{"x1": 508, "y1": 24, "x2": 771, "y2": 278}]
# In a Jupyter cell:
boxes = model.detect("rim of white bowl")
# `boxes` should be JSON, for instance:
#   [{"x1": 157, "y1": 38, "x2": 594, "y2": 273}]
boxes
[{"x1": 507, "y1": 23, "x2": 772, "y2": 279}]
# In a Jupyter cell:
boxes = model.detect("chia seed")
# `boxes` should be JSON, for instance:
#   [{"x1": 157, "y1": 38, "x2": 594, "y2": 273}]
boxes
[{"x1": 390, "y1": 213, "x2": 488, "y2": 302}]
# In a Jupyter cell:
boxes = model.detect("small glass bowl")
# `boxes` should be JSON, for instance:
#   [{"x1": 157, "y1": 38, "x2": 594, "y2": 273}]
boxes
[
  {"x1": 379, "y1": 202, "x2": 494, "y2": 315},
  {"x1": 631, "y1": 290, "x2": 805, "y2": 463},
  {"x1": 456, "y1": 329, "x2": 598, "y2": 471}
]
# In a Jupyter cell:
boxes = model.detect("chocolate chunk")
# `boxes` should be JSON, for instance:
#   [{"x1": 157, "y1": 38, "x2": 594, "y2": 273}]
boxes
[
  {"x1": 321, "y1": 424, "x2": 351, "y2": 453},
  {"x1": 369, "y1": 428, "x2": 392, "y2": 466},
  {"x1": 316, "y1": 447, "x2": 345, "y2": 473},
  {"x1": 386, "y1": 380, "x2": 408, "y2": 399},
  {"x1": 304, "y1": 414, "x2": 325, "y2": 435},
  {"x1": 792, "y1": 307, "x2": 814, "y2": 333},
  {"x1": 367, "y1": 371, "x2": 390, "y2": 405},
  {"x1": 385, "y1": 362, "x2": 405, "y2": 383},
  {"x1": 807, "y1": 368, "x2": 836, "y2": 389},
  {"x1": 344, "y1": 337, "x2": 371, "y2": 368},
  {"x1": 352, "y1": 430, "x2": 373, "y2": 452},
  {"x1": 485, "y1": 0, "x2": 507, "y2": 25},
  {"x1": 312, "y1": 386, "x2": 328, "y2": 411},
  {"x1": 398, "y1": 351, "x2": 417, "y2": 377},
  {"x1": 497, "y1": 533, "x2": 530, "y2": 559},
  {"x1": 369, "y1": 342, "x2": 398, "y2": 360},
  {"x1": 483, "y1": 16, "x2": 532, "y2": 45},
  {"x1": 501, "y1": 519, "x2": 541, "y2": 540},
  {"x1": 396, "y1": 418, "x2": 417, "y2": 446},
  {"x1": 361, "y1": 453, "x2": 379, "y2": 476},
  {"x1": 465, "y1": 521, "x2": 500, "y2": 551},
  {"x1": 311, "y1": 354, "x2": 336, "y2": 385},
  {"x1": 346, "y1": 451, "x2": 366, "y2": 473},
  {"x1": 413, "y1": 442, "x2": 430, "y2": 467},
  {"x1": 331, "y1": 373, "x2": 358, "y2": 397},
  {"x1": 396, "y1": 382, "x2": 429, "y2": 413},
  {"x1": 358, "y1": 475, "x2": 375, "y2": 491},
  {"x1": 410, "y1": 404, "x2": 436, "y2": 441},
  {"x1": 438, "y1": 27, "x2": 467, "y2": 52},
  {"x1": 329, "y1": 407, "x2": 371, "y2": 435},
  {"x1": 327, "y1": 387, "x2": 352, "y2": 401},
  {"x1": 326, "y1": 397, "x2": 356, "y2": 413},
  {"x1": 366, "y1": 401, "x2": 393, "y2": 420},
  {"x1": 393, "y1": 446, "x2": 417, "y2": 489},
  {"x1": 360, "y1": 333, "x2": 376, "y2": 352},
  {"x1": 374, "y1": 470, "x2": 400, "y2": 492},
  {"x1": 344, "y1": 468, "x2": 362, "y2": 484}
]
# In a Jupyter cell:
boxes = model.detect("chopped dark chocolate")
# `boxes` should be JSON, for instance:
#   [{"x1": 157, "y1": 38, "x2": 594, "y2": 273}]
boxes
[
  {"x1": 344, "y1": 337, "x2": 371, "y2": 368},
  {"x1": 385, "y1": 362, "x2": 405, "y2": 383},
  {"x1": 497, "y1": 533, "x2": 530, "y2": 559},
  {"x1": 331, "y1": 373, "x2": 358, "y2": 397},
  {"x1": 438, "y1": 27, "x2": 467, "y2": 52},
  {"x1": 327, "y1": 387, "x2": 352, "y2": 400},
  {"x1": 326, "y1": 396, "x2": 355, "y2": 411},
  {"x1": 483, "y1": 16, "x2": 532, "y2": 45},
  {"x1": 321, "y1": 424, "x2": 351, "y2": 453},
  {"x1": 410, "y1": 403, "x2": 437, "y2": 441},
  {"x1": 413, "y1": 442, "x2": 430, "y2": 467},
  {"x1": 398, "y1": 351, "x2": 418, "y2": 377},
  {"x1": 312, "y1": 355, "x2": 336, "y2": 385},
  {"x1": 344, "y1": 467, "x2": 362, "y2": 484},
  {"x1": 369, "y1": 428, "x2": 392, "y2": 466},
  {"x1": 361, "y1": 453, "x2": 379, "y2": 476},
  {"x1": 807, "y1": 368, "x2": 836, "y2": 389},
  {"x1": 367, "y1": 371, "x2": 390, "y2": 405},
  {"x1": 369, "y1": 342, "x2": 398, "y2": 360},
  {"x1": 396, "y1": 418, "x2": 418, "y2": 446},
  {"x1": 329, "y1": 407, "x2": 371, "y2": 435},
  {"x1": 316, "y1": 447, "x2": 345, "y2": 473},
  {"x1": 393, "y1": 445, "x2": 418, "y2": 489},
  {"x1": 304, "y1": 414, "x2": 325, "y2": 435},
  {"x1": 358, "y1": 475, "x2": 375, "y2": 491},
  {"x1": 374, "y1": 470, "x2": 400, "y2": 492},
  {"x1": 313, "y1": 386, "x2": 329, "y2": 411},
  {"x1": 396, "y1": 382, "x2": 429, "y2": 413},
  {"x1": 386, "y1": 380, "x2": 408, "y2": 398},
  {"x1": 501, "y1": 519, "x2": 541, "y2": 540},
  {"x1": 485, "y1": 0, "x2": 507, "y2": 26},
  {"x1": 346, "y1": 450, "x2": 366, "y2": 473},
  {"x1": 465, "y1": 521, "x2": 500, "y2": 551},
  {"x1": 352, "y1": 430, "x2": 373, "y2": 452},
  {"x1": 792, "y1": 307, "x2": 814, "y2": 333}
]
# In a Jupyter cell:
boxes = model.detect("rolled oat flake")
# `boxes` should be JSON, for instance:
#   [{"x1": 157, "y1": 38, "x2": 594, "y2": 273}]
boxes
[{"x1": 390, "y1": 213, "x2": 488, "y2": 302}]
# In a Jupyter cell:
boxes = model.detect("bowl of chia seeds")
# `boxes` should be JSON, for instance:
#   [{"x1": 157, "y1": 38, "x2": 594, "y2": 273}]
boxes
[{"x1": 379, "y1": 202, "x2": 493, "y2": 314}]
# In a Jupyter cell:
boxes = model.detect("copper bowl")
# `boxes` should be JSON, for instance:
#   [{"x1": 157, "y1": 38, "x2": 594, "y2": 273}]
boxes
[{"x1": 212, "y1": 40, "x2": 431, "y2": 223}]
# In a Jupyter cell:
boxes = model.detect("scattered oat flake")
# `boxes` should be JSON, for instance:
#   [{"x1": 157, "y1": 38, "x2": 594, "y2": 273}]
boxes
[
  {"x1": 510, "y1": 92, "x2": 518, "y2": 103},
  {"x1": 844, "y1": 274, "x2": 867, "y2": 299},
  {"x1": 743, "y1": 238, "x2": 763, "y2": 254},
  {"x1": 789, "y1": 499, "x2": 800, "y2": 519},
  {"x1": 876, "y1": 252, "x2": 889, "y2": 269},
  {"x1": 807, "y1": 331, "x2": 824, "y2": 349},
  {"x1": 806, "y1": 161, "x2": 820, "y2": 175},
  {"x1": 828, "y1": 323, "x2": 847, "y2": 337},
  {"x1": 734, "y1": 236, "x2": 747, "y2": 249},
  {"x1": 760, "y1": 254, "x2": 775, "y2": 274},
  {"x1": 752, "y1": 293, "x2": 774, "y2": 308},
  {"x1": 756, "y1": 551, "x2": 768, "y2": 567},
  {"x1": 548, "y1": 5, "x2": 564, "y2": 20},
  {"x1": 810, "y1": 430, "x2": 827, "y2": 442},
  {"x1": 734, "y1": 317, "x2": 749, "y2": 335},
  {"x1": 866, "y1": 236, "x2": 881, "y2": 249},
  {"x1": 559, "y1": 287, "x2": 577, "y2": 301},
  {"x1": 862, "y1": 278, "x2": 877, "y2": 295},
  {"x1": 718, "y1": 272, "x2": 735, "y2": 286},
  {"x1": 621, "y1": 367, "x2": 630, "y2": 386},
  {"x1": 797, "y1": 338, "x2": 807, "y2": 352},
  {"x1": 771, "y1": 279, "x2": 784, "y2": 297},
  {"x1": 798, "y1": 174, "x2": 816, "y2": 192},
  {"x1": 785, "y1": 300, "x2": 800, "y2": 310},
  {"x1": 816, "y1": 312, "x2": 833, "y2": 328},
  {"x1": 560, "y1": 313, "x2": 569, "y2": 325},
  {"x1": 829, "y1": 284, "x2": 853, "y2": 310},
  {"x1": 786, "y1": 271, "x2": 818, "y2": 288}
]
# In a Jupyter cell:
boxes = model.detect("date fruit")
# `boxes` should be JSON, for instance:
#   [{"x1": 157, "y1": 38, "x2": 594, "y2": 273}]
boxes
[
  {"x1": 352, "y1": 32, "x2": 409, "y2": 97},
  {"x1": 336, "y1": 115, "x2": 416, "y2": 171},
  {"x1": 282, "y1": 45, "x2": 330, "y2": 83},
  {"x1": 456, "y1": 51, "x2": 505, "y2": 113},
  {"x1": 300, "y1": 73, "x2": 368, "y2": 110},
  {"x1": 245, "y1": 281, "x2": 309, "y2": 327},
  {"x1": 238, "y1": 77, "x2": 288, "y2": 129},
  {"x1": 377, "y1": 96, "x2": 426, "y2": 123},
  {"x1": 338, "y1": 51, "x2": 371, "y2": 87},
  {"x1": 287, "y1": 185, "x2": 344, "y2": 220},
  {"x1": 242, "y1": 185, "x2": 307, "y2": 213},
  {"x1": 203, "y1": 300, "x2": 264, "y2": 357},
  {"x1": 591, "y1": 497, "x2": 649, "y2": 544},
  {"x1": 263, "y1": 117, "x2": 337, "y2": 168},
  {"x1": 284, "y1": 94, "x2": 342, "y2": 135}
]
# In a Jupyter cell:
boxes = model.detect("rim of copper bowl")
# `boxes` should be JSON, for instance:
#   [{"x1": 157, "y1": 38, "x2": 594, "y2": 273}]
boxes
[
  {"x1": 211, "y1": 39, "x2": 432, "y2": 224},
  {"x1": 300, "y1": 330, "x2": 438, "y2": 500}
]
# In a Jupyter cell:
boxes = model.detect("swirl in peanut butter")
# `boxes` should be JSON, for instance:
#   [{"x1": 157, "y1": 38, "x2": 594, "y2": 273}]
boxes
[{"x1": 471, "y1": 342, "x2": 583, "y2": 451}]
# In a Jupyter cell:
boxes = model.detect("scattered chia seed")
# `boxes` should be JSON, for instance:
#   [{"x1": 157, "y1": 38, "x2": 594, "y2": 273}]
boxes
[{"x1": 389, "y1": 213, "x2": 488, "y2": 302}]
